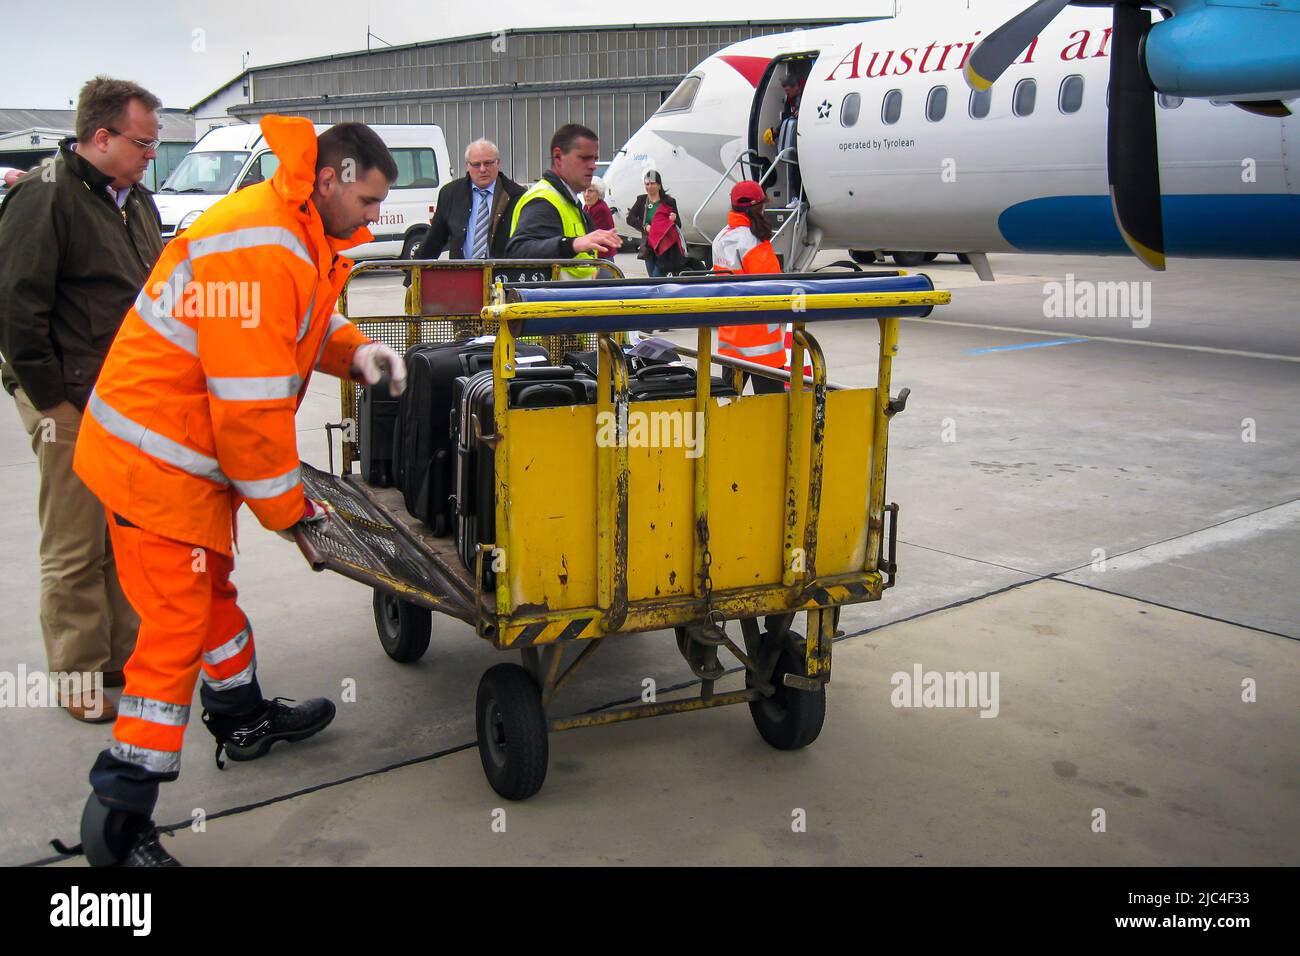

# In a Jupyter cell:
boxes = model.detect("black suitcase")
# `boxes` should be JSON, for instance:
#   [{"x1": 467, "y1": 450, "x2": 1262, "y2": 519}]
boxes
[
  {"x1": 392, "y1": 337, "x2": 548, "y2": 533},
  {"x1": 454, "y1": 366, "x2": 596, "y2": 581},
  {"x1": 563, "y1": 335, "x2": 680, "y2": 378},
  {"x1": 626, "y1": 362, "x2": 738, "y2": 401},
  {"x1": 357, "y1": 384, "x2": 400, "y2": 487}
]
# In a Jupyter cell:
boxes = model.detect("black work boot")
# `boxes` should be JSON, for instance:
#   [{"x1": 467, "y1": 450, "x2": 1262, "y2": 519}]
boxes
[
  {"x1": 122, "y1": 826, "x2": 183, "y2": 867},
  {"x1": 202, "y1": 696, "x2": 336, "y2": 769}
]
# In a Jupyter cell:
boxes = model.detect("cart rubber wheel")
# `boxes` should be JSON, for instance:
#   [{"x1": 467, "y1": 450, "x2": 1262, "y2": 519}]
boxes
[
  {"x1": 372, "y1": 590, "x2": 432, "y2": 663},
  {"x1": 476, "y1": 663, "x2": 549, "y2": 800},
  {"x1": 746, "y1": 635, "x2": 826, "y2": 750},
  {"x1": 80, "y1": 794, "x2": 139, "y2": 867}
]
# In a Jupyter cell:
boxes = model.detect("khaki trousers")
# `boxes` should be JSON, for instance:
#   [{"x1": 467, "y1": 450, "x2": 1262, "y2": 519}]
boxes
[{"x1": 13, "y1": 387, "x2": 138, "y2": 674}]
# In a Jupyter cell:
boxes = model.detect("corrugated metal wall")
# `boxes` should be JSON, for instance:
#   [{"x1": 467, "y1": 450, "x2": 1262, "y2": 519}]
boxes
[{"x1": 232, "y1": 23, "x2": 835, "y2": 182}]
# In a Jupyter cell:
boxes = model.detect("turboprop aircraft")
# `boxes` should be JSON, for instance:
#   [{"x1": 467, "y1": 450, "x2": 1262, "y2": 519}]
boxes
[{"x1": 604, "y1": 0, "x2": 1300, "y2": 278}]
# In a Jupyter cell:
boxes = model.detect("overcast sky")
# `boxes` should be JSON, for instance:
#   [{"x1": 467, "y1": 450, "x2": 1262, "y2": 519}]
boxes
[{"x1": 0, "y1": 0, "x2": 905, "y2": 111}]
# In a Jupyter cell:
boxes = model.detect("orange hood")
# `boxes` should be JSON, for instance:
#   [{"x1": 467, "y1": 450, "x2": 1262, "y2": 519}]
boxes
[{"x1": 260, "y1": 114, "x2": 374, "y2": 252}]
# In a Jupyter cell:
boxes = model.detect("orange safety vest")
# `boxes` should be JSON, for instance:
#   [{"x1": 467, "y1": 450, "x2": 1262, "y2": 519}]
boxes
[
  {"x1": 73, "y1": 115, "x2": 373, "y2": 555},
  {"x1": 712, "y1": 210, "x2": 784, "y2": 368}
]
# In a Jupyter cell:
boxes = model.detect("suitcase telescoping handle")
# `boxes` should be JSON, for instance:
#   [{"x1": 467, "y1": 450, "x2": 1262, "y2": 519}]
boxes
[
  {"x1": 512, "y1": 365, "x2": 576, "y2": 380},
  {"x1": 636, "y1": 363, "x2": 692, "y2": 380}
]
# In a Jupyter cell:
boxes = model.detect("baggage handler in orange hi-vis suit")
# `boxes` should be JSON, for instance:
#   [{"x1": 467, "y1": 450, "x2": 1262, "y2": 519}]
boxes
[
  {"x1": 712, "y1": 180, "x2": 786, "y2": 395},
  {"x1": 70, "y1": 116, "x2": 408, "y2": 867}
]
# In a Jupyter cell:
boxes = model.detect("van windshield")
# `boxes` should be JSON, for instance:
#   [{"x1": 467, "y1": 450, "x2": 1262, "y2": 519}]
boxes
[{"x1": 159, "y1": 151, "x2": 251, "y2": 194}]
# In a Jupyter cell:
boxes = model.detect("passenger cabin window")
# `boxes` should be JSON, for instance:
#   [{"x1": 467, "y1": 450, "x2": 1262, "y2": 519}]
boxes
[
  {"x1": 969, "y1": 88, "x2": 992, "y2": 120},
  {"x1": 1059, "y1": 75, "x2": 1084, "y2": 114},
  {"x1": 1158, "y1": 93, "x2": 1184, "y2": 110},
  {"x1": 1013, "y1": 78, "x2": 1037, "y2": 117},
  {"x1": 882, "y1": 89, "x2": 903, "y2": 125},
  {"x1": 926, "y1": 86, "x2": 948, "y2": 122},
  {"x1": 840, "y1": 92, "x2": 861, "y2": 127},
  {"x1": 391, "y1": 148, "x2": 439, "y2": 189},
  {"x1": 657, "y1": 75, "x2": 702, "y2": 114}
]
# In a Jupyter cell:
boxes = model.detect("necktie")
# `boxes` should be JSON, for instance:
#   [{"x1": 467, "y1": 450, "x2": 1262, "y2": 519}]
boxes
[{"x1": 470, "y1": 188, "x2": 491, "y2": 259}]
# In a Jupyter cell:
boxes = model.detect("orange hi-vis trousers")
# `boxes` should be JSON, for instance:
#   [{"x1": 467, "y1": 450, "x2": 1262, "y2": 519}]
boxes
[{"x1": 88, "y1": 516, "x2": 263, "y2": 816}]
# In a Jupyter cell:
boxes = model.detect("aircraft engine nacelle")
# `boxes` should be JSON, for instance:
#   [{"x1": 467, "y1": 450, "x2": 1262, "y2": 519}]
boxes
[{"x1": 1145, "y1": 3, "x2": 1300, "y2": 100}]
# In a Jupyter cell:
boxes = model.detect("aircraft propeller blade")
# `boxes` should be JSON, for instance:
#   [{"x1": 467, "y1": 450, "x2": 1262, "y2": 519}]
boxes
[
  {"x1": 964, "y1": 0, "x2": 1072, "y2": 92},
  {"x1": 1108, "y1": 3, "x2": 1166, "y2": 271},
  {"x1": 1232, "y1": 100, "x2": 1292, "y2": 118}
]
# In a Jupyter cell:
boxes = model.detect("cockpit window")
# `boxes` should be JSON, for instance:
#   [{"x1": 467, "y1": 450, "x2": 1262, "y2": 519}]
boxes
[{"x1": 657, "y1": 75, "x2": 702, "y2": 114}]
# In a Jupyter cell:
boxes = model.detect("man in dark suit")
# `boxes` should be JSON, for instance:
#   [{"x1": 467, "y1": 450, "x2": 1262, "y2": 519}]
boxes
[{"x1": 411, "y1": 139, "x2": 524, "y2": 261}]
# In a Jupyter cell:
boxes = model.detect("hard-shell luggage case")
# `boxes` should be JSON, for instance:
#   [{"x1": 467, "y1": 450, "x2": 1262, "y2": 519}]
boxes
[
  {"x1": 358, "y1": 384, "x2": 400, "y2": 487},
  {"x1": 626, "y1": 362, "x2": 739, "y2": 402},
  {"x1": 454, "y1": 367, "x2": 596, "y2": 582},
  {"x1": 392, "y1": 338, "x2": 548, "y2": 533},
  {"x1": 563, "y1": 335, "x2": 680, "y2": 378}
]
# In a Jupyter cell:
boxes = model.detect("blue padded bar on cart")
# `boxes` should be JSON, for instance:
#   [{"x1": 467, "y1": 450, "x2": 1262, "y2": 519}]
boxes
[{"x1": 505, "y1": 273, "x2": 939, "y2": 335}]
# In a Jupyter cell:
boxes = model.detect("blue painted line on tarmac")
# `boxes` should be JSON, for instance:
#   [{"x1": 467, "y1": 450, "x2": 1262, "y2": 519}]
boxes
[{"x1": 964, "y1": 338, "x2": 1089, "y2": 356}]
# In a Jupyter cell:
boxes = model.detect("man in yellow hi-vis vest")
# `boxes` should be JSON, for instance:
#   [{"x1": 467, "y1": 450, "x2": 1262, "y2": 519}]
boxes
[{"x1": 507, "y1": 123, "x2": 621, "y2": 278}]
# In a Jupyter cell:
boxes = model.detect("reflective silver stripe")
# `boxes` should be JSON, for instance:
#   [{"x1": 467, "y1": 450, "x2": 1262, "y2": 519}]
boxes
[
  {"x1": 188, "y1": 226, "x2": 313, "y2": 269},
  {"x1": 88, "y1": 390, "x2": 228, "y2": 485},
  {"x1": 729, "y1": 340, "x2": 786, "y2": 358},
  {"x1": 324, "y1": 313, "x2": 350, "y2": 339},
  {"x1": 231, "y1": 464, "x2": 301, "y2": 500},
  {"x1": 110, "y1": 741, "x2": 181, "y2": 775},
  {"x1": 118, "y1": 695, "x2": 191, "y2": 727},
  {"x1": 203, "y1": 626, "x2": 251, "y2": 666},
  {"x1": 200, "y1": 654, "x2": 257, "y2": 692},
  {"x1": 132, "y1": 260, "x2": 199, "y2": 356},
  {"x1": 297, "y1": 289, "x2": 316, "y2": 342},
  {"x1": 208, "y1": 374, "x2": 302, "y2": 401},
  {"x1": 314, "y1": 313, "x2": 352, "y2": 370}
]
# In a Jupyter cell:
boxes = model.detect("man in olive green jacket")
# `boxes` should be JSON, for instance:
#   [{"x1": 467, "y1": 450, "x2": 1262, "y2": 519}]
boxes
[{"x1": 0, "y1": 76, "x2": 164, "y2": 722}]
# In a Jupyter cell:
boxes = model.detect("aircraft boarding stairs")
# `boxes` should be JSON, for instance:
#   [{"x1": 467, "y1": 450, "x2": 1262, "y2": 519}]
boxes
[{"x1": 691, "y1": 148, "x2": 822, "y2": 274}]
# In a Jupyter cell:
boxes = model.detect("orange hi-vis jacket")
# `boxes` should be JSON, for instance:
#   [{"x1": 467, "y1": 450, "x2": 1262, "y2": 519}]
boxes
[
  {"x1": 74, "y1": 115, "x2": 373, "y2": 556},
  {"x1": 712, "y1": 210, "x2": 784, "y2": 369}
]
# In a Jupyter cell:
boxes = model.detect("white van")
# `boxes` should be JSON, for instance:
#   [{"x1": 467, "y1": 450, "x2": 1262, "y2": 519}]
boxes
[{"x1": 154, "y1": 123, "x2": 452, "y2": 258}]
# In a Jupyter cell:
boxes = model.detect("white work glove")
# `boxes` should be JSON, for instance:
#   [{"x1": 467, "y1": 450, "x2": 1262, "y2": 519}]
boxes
[
  {"x1": 278, "y1": 497, "x2": 331, "y2": 541},
  {"x1": 352, "y1": 342, "x2": 407, "y2": 397}
]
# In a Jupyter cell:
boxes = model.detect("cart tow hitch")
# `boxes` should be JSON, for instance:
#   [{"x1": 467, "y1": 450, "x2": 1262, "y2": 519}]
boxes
[{"x1": 885, "y1": 387, "x2": 910, "y2": 418}]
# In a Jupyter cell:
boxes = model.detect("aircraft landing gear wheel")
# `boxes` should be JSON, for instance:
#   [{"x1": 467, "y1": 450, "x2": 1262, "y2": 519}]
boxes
[
  {"x1": 746, "y1": 632, "x2": 826, "y2": 750},
  {"x1": 889, "y1": 251, "x2": 928, "y2": 267},
  {"x1": 372, "y1": 590, "x2": 432, "y2": 663},
  {"x1": 476, "y1": 663, "x2": 549, "y2": 800},
  {"x1": 80, "y1": 795, "x2": 139, "y2": 867},
  {"x1": 849, "y1": 250, "x2": 879, "y2": 265}
]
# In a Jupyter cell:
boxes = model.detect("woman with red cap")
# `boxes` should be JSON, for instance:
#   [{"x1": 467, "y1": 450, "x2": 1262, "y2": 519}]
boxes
[{"x1": 713, "y1": 181, "x2": 785, "y2": 393}]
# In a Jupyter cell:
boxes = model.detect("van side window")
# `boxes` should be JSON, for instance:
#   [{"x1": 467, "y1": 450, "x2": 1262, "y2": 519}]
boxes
[
  {"x1": 1059, "y1": 75, "x2": 1084, "y2": 114},
  {"x1": 391, "y1": 148, "x2": 440, "y2": 189},
  {"x1": 1013, "y1": 78, "x2": 1037, "y2": 117},
  {"x1": 840, "y1": 92, "x2": 861, "y2": 127},
  {"x1": 926, "y1": 86, "x2": 948, "y2": 122},
  {"x1": 882, "y1": 89, "x2": 903, "y2": 125},
  {"x1": 238, "y1": 152, "x2": 280, "y2": 189},
  {"x1": 969, "y1": 88, "x2": 992, "y2": 119}
]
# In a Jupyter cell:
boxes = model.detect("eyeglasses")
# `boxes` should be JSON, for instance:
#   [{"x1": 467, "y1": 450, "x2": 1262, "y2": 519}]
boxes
[
  {"x1": 467, "y1": 159, "x2": 499, "y2": 169},
  {"x1": 107, "y1": 128, "x2": 161, "y2": 151}
]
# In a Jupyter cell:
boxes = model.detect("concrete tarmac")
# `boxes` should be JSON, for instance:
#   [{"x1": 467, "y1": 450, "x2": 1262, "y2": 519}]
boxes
[{"x1": 2, "y1": 250, "x2": 1296, "y2": 866}]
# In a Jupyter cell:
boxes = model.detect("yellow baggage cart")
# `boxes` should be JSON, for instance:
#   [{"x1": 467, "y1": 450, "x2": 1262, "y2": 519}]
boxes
[{"x1": 296, "y1": 258, "x2": 950, "y2": 799}]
